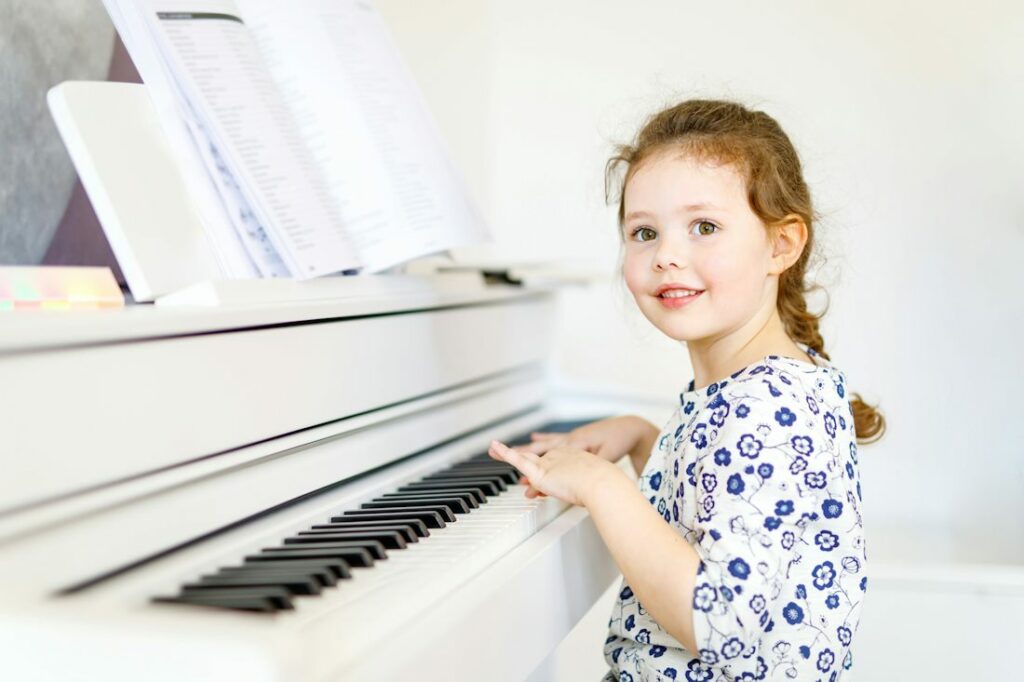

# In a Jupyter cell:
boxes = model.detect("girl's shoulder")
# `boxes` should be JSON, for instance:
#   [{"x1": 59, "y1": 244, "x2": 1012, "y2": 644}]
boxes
[{"x1": 681, "y1": 344, "x2": 850, "y2": 424}]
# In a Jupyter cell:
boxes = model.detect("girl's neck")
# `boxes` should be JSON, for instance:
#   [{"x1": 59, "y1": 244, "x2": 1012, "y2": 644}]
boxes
[{"x1": 686, "y1": 311, "x2": 812, "y2": 391}]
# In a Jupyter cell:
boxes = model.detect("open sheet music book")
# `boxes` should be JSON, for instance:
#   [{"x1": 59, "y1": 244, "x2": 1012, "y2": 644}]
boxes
[{"x1": 101, "y1": 0, "x2": 489, "y2": 280}]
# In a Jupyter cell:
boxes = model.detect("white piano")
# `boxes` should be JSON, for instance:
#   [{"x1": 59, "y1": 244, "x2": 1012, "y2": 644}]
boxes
[{"x1": 0, "y1": 280, "x2": 644, "y2": 681}]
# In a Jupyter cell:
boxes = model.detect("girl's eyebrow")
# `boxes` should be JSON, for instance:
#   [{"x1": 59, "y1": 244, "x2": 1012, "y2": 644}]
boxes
[{"x1": 624, "y1": 203, "x2": 725, "y2": 222}]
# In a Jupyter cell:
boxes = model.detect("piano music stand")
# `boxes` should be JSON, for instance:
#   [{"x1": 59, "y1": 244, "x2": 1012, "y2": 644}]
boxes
[{"x1": 47, "y1": 81, "x2": 223, "y2": 304}]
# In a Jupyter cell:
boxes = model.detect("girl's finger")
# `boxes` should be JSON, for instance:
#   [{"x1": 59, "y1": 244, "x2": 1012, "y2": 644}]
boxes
[{"x1": 489, "y1": 440, "x2": 542, "y2": 480}]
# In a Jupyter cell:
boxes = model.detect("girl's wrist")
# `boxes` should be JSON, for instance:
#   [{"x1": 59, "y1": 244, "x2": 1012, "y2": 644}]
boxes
[{"x1": 582, "y1": 458, "x2": 630, "y2": 508}]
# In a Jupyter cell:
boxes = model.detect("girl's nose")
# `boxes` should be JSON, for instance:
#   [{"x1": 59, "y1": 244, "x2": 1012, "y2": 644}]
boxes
[{"x1": 653, "y1": 241, "x2": 685, "y2": 271}]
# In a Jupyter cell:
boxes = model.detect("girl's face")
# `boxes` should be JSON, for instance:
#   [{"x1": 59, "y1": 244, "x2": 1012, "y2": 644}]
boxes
[{"x1": 621, "y1": 150, "x2": 779, "y2": 345}]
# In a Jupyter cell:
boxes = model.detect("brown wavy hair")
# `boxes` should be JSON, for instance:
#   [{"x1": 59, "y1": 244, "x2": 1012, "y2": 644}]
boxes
[{"x1": 606, "y1": 99, "x2": 885, "y2": 445}]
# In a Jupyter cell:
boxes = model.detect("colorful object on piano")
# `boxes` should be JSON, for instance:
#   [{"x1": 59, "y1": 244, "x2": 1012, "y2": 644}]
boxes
[{"x1": 0, "y1": 266, "x2": 124, "y2": 311}]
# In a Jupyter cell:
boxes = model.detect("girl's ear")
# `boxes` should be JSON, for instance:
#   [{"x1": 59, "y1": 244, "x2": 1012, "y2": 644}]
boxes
[{"x1": 768, "y1": 215, "x2": 808, "y2": 275}]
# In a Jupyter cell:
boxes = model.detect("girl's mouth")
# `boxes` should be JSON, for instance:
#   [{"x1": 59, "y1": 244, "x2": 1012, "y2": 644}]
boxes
[{"x1": 657, "y1": 289, "x2": 703, "y2": 309}]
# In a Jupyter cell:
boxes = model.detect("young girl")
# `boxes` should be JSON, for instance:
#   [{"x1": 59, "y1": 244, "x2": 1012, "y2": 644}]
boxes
[{"x1": 488, "y1": 99, "x2": 886, "y2": 681}]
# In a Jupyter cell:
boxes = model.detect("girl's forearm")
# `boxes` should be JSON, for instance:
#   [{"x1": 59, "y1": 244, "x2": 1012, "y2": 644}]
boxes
[
  {"x1": 586, "y1": 466, "x2": 700, "y2": 652},
  {"x1": 625, "y1": 416, "x2": 661, "y2": 476}
]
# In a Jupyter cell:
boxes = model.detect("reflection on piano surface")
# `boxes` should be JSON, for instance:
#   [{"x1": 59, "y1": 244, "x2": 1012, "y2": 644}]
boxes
[{"x1": 0, "y1": 283, "x2": 635, "y2": 680}]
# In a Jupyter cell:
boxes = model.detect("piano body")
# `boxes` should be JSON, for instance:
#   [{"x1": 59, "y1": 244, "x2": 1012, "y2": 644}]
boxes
[{"x1": 0, "y1": 282, "x2": 645, "y2": 680}]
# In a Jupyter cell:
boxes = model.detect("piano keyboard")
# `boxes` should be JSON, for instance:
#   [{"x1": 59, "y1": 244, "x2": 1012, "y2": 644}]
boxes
[{"x1": 152, "y1": 421, "x2": 589, "y2": 614}]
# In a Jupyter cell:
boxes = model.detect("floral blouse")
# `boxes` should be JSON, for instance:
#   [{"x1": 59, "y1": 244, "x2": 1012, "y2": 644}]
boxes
[{"x1": 602, "y1": 344, "x2": 866, "y2": 681}]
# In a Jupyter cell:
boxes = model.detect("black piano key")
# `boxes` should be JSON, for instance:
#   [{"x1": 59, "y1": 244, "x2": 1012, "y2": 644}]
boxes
[
  {"x1": 391, "y1": 486, "x2": 487, "y2": 504},
  {"x1": 237, "y1": 558, "x2": 352, "y2": 580},
  {"x1": 378, "y1": 491, "x2": 479, "y2": 509},
  {"x1": 168, "y1": 586, "x2": 293, "y2": 611},
  {"x1": 399, "y1": 477, "x2": 499, "y2": 493},
  {"x1": 425, "y1": 470, "x2": 519, "y2": 486},
  {"x1": 361, "y1": 497, "x2": 470, "y2": 515},
  {"x1": 265, "y1": 540, "x2": 388, "y2": 561},
  {"x1": 154, "y1": 593, "x2": 281, "y2": 613},
  {"x1": 253, "y1": 547, "x2": 375, "y2": 568},
  {"x1": 285, "y1": 530, "x2": 406, "y2": 550},
  {"x1": 217, "y1": 565, "x2": 338, "y2": 587},
  {"x1": 340, "y1": 506, "x2": 454, "y2": 525},
  {"x1": 188, "y1": 575, "x2": 321, "y2": 596},
  {"x1": 302, "y1": 524, "x2": 420, "y2": 543},
  {"x1": 316, "y1": 517, "x2": 429, "y2": 537}
]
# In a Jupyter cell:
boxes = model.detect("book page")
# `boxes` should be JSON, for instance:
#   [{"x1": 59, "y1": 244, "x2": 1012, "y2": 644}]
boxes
[
  {"x1": 238, "y1": 0, "x2": 491, "y2": 273},
  {"x1": 102, "y1": 0, "x2": 263, "y2": 279},
  {"x1": 142, "y1": 0, "x2": 362, "y2": 278}
]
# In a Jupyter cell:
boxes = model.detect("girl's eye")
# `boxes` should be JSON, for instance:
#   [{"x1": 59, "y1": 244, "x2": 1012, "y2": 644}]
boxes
[
  {"x1": 631, "y1": 226, "x2": 657, "y2": 242},
  {"x1": 691, "y1": 220, "x2": 719, "y2": 236}
]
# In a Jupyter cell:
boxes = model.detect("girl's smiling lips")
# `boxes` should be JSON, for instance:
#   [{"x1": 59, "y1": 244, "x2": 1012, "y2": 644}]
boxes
[{"x1": 654, "y1": 283, "x2": 705, "y2": 309}]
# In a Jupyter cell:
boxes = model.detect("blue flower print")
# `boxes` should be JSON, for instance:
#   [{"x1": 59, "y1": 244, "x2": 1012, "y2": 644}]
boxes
[
  {"x1": 806, "y1": 395, "x2": 820, "y2": 415},
  {"x1": 708, "y1": 394, "x2": 730, "y2": 427},
  {"x1": 726, "y1": 473, "x2": 745, "y2": 495},
  {"x1": 720, "y1": 636, "x2": 744, "y2": 659},
  {"x1": 728, "y1": 558, "x2": 751, "y2": 580},
  {"x1": 824, "y1": 412, "x2": 837, "y2": 438},
  {"x1": 650, "y1": 471, "x2": 663, "y2": 491},
  {"x1": 749, "y1": 593, "x2": 766, "y2": 613},
  {"x1": 664, "y1": 668, "x2": 677, "y2": 680},
  {"x1": 720, "y1": 585, "x2": 733, "y2": 601},
  {"x1": 783, "y1": 601, "x2": 804, "y2": 625},
  {"x1": 815, "y1": 530, "x2": 839, "y2": 551},
  {"x1": 837, "y1": 625, "x2": 852, "y2": 646},
  {"x1": 738, "y1": 434, "x2": 763, "y2": 459},
  {"x1": 736, "y1": 404, "x2": 750, "y2": 418},
  {"x1": 673, "y1": 500, "x2": 679, "y2": 522},
  {"x1": 849, "y1": 441, "x2": 858, "y2": 463},
  {"x1": 839, "y1": 415, "x2": 846, "y2": 431},
  {"x1": 781, "y1": 530, "x2": 795, "y2": 549},
  {"x1": 821, "y1": 498, "x2": 844, "y2": 518},
  {"x1": 780, "y1": 374, "x2": 792, "y2": 385},
  {"x1": 612, "y1": 647, "x2": 622, "y2": 663},
  {"x1": 707, "y1": 382, "x2": 719, "y2": 396},
  {"x1": 685, "y1": 659, "x2": 713, "y2": 682},
  {"x1": 842, "y1": 556, "x2": 861, "y2": 573},
  {"x1": 636, "y1": 629, "x2": 651, "y2": 644},
  {"x1": 650, "y1": 645, "x2": 667, "y2": 658},
  {"x1": 846, "y1": 461, "x2": 855, "y2": 479},
  {"x1": 684, "y1": 400, "x2": 695, "y2": 415},
  {"x1": 804, "y1": 471, "x2": 828, "y2": 489},
  {"x1": 764, "y1": 516, "x2": 781, "y2": 530},
  {"x1": 763, "y1": 379, "x2": 782, "y2": 397},
  {"x1": 775, "y1": 499, "x2": 795, "y2": 516},
  {"x1": 750, "y1": 365, "x2": 768, "y2": 376},
  {"x1": 796, "y1": 584, "x2": 807, "y2": 599},
  {"x1": 699, "y1": 649, "x2": 719, "y2": 665},
  {"x1": 701, "y1": 496, "x2": 715, "y2": 514},
  {"x1": 694, "y1": 583, "x2": 717, "y2": 612},
  {"x1": 813, "y1": 561, "x2": 837, "y2": 590},
  {"x1": 619, "y1": 672, "x2": 633, "y2": 682},
  {"x1": 775, "y1": 406, "x2": 797, "y2": 427},
  {"x1": 757, "y1": 462, "x2": 774, "y2": 479},
  {"x1": 790, "y1": 456, "x2": 807, "y2": 474},
  {"x1": 701, "y1": 472, "x2": 717, "y2": 493},
  {"x1": 620, "y1": 586, "x2": 633, "y2": 600},
  {"x1": 713, "y1": 447, "x2": 731, "y2": 466},
  {"x1": 860, "y1": 576, "x2": 868, "y2": 591},
  {"x1": 837, "y1": 381, "x2": 845, "y2": 398},
  {"x1": 690, "y1": 423, "x2": 709, "y2": 449},
  {"x1": 799, "y1": 645, "x2": 811, "y2": 659},
  {"x1": 625, "y1": 614, "x2": 635, "y2": 631},
  {"x1": 709, "y1": 528, "x2": 721, "y2": 541},
  {"x1": 825, "y1": 594, "x2": 840, "y2": 609},
  {"x1": 817, "y1": 648, "x2": 835, "y2": 673},
  {"x1": 790, "y1": 435, "x2": 814, "y2": 455}
]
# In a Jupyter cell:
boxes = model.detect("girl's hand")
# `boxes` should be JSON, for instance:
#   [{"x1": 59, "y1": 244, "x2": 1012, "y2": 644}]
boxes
[
  {"x1": 488, "y1": 439, "x2": 622, "y2": 507},
  {"x1": 516, "y1": 416, "x2": 661, "y2": 474}
]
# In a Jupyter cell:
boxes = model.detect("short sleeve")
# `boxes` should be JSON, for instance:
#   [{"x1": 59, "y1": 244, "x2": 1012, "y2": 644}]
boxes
[{"x1": 687, "y1": 378, "x2": 828, "y2": 675}]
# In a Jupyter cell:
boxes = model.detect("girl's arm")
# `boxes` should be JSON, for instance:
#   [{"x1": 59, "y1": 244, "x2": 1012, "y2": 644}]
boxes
[
  {"x1": 624, "y1": 416, "x2": 661, "y2": 475},
  {"x1": 586, "y1": 466, "x2": 701, "y2": 653}
]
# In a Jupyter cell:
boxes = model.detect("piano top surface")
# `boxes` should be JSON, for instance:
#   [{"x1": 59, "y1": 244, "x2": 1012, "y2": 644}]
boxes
[{"x1": 0, "y1": 282, "x2": 548, "y2": 354}]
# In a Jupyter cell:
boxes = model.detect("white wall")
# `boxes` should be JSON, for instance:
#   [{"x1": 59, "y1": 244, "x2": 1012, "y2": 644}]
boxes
[{"x1": 379, "y1": 0, "x2": 1024, "y2": 568}]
